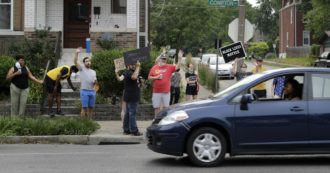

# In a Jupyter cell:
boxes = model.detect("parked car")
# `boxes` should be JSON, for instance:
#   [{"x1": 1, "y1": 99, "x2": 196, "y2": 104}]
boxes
[
  {"x1": 200, "y1": 54, "x2": 217, "y2": 65},
  {"x1": 208, "y1": 56, "x2": 235, "y2": 79},
  {"x1": 166, "y1": 49, "x2": 176, "y2": 58},
  {"x1": 314, "y1": 51, "x2": 330, "y2": 67},
  {"x1": 147, "y1": 67, "x2": 330, "y2": 167}
]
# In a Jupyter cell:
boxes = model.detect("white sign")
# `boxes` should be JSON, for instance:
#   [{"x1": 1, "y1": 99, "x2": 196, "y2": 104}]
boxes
[{"x1": 228, "y1": 18, "x2": 254, "y2": 43}]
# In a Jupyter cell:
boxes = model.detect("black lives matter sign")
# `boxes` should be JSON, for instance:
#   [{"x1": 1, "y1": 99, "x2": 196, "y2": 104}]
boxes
[
  {"x1": 220, "y1": 42, "x2": 246, "y2": 63},
  {"x1": 123, "y1": 47, "x2": 150, "y2": 65}
]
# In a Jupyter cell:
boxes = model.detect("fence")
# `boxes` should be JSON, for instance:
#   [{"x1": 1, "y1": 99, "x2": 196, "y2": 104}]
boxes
[
  {"x1": 286, "y1": 46, "x2": 310, "y2": 58},
  {"x1": 0, "y1": 35, "x2": 24, "y2": 55}
]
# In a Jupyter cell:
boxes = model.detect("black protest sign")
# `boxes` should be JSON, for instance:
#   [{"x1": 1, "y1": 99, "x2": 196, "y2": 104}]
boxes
[
  {"x1": 220, "y1": 42, "x2": 246, "y2": 63},
  {"x1": 123, "y1": 47, "x2": 150, "y2": 65}
]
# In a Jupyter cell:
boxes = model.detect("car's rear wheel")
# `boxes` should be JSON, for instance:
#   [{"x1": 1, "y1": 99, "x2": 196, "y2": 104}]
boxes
[{"x1": 186, "y1": 127, "x2": 227, "y2": 167}]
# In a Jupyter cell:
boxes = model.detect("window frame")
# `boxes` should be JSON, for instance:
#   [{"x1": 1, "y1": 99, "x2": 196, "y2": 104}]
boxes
[
  {"x1": 111, "y1": 0, "x2": 127, "y2": 14},
  {"x1": 0, "y1": 0, "x2": 13, "y2": 31},
  {"x1": 309, "y1": 73, "x2": 330, "y2": 100}
]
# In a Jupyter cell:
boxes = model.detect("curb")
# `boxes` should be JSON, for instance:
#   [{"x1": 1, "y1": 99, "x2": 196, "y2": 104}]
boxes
[{"x1": 0, "y1": 135, "x2": 145, "y2": 145}]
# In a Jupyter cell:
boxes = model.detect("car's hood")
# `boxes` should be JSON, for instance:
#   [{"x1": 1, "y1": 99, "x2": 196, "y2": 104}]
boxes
[{"x1": 169, "y1": 99, "x2": 214, "y2": 111}]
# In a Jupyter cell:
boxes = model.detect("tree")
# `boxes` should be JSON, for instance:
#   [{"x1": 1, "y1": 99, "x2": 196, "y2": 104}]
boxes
[
  {"x1": 306, "y1": 0, "x2": 330, "y2": 39},
  {"x1": 254, "y1": 0, "x2": 281, "y2": 41}
]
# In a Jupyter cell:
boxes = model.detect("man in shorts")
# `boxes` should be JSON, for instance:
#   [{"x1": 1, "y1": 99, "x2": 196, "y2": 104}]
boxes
[
  {"x1": 148, "y1": 50, "x2": 182, "y2": 117},
  {"x1": 45, "y1": 64, "x2": 78, "y2": 117},
  {"x1": 74, "y1": 47, "x2": 98, "y2": 118}
]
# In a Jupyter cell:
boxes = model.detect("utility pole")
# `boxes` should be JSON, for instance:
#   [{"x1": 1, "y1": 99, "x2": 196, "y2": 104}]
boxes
[{"x1": 238, "y1": 0, "x2": 246, "y2": 43}]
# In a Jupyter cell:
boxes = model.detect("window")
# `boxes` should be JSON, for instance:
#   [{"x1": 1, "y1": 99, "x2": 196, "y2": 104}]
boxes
[
  {"x1": 112, "y1": 0, "x2": 127, "y2": 14},
  {"x1": 0, "y1": 0, "x2": 12, "y2": 30},
  {"x1": 311, "y1": 74, "x2": 330, "y2": 99},
  {"x1": 303, "y1": 31, "x2": 310, "y2": 46}
]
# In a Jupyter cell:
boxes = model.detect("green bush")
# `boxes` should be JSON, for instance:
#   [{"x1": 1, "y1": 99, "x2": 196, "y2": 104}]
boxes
[
  {"x1": 248, "y1": 42, "x2": 269, "y2": 58},
  {"x1": 0, "y1": 55, "x2": 15, "y2": 88},
  {"x1": 0, "y1": 117, "x2": 100, "y2": 136},
  {"x1": 310, "y1": 44, "x2": 321, "y2": 58},
  {"x1": 96, "y1": 39, "x2": 116, "y2": 50},
  {"x1": 27, "y1": 82, "x2": 43, "y2": 104},
  {"x1": 198, "y1": 64, "x2": 217, "y2": 93}
]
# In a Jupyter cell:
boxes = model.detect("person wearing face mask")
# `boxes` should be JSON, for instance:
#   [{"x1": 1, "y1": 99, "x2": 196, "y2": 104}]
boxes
[
  {"x1": 148, "y1": 50, "x2": 183, "y2": 117},
  {"x1": 185, "y1": 63, "x2": 199, "y2": 101},
  {"x1": 74, "y1": 47, "x2": 98, "y2": 118},
  {"x1": 6, "y1": 55, "x2": 43, "y2": 116}
]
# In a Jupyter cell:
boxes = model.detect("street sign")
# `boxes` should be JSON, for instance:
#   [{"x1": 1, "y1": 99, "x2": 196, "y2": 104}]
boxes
[
  {"x1": 228, "y1": 18, "x2": 254, "y2": 43},
  {"x1": 220, "y1": 42, "x2": 246, "y2": 63},
  {"x1": 208, "y1": 0, "x2": 239, "y2": 7}
]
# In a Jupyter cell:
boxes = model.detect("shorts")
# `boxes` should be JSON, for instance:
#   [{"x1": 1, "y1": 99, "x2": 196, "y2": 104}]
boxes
[
  {"x1": 45, "y1": 76, "x2": 61, "y2": 94},
  {"x1": 80, "y1": 89, "x2": 96, "y2": 108},
  {"x1": 152, "y1": 93, "x2": 170, "y2": 108},
  {"x1": 186, "y1": 85, "x2": 198, "y2": 96}
]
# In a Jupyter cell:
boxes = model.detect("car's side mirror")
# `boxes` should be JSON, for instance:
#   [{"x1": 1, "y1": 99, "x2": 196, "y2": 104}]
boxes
[{"x1": 240, "y1": 94, "x2": 255, "y2": 110}]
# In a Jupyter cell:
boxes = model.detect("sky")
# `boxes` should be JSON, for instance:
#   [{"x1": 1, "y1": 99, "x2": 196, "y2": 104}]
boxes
[{"x1": 246, "y1": 0, "x2": 258, "y2": 7}]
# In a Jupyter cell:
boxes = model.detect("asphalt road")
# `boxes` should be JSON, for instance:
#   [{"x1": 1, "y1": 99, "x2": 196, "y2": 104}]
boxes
[{"x1": 1, "y1": 144, "x2": 330, "y2": 173}]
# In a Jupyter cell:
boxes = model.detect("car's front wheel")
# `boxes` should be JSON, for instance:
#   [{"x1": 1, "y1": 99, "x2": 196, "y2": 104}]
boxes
[{"x1": 186, "y1": 127, "x2": 227, "y2": 167}]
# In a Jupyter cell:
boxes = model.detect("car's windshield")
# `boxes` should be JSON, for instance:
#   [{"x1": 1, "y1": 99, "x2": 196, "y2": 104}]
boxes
[
  {"x1": 209, "y1": 57, "x2": 225, "y2": 65},
  {"x1": 213, "y1": 73, "x2": 264, "y2": 99}
]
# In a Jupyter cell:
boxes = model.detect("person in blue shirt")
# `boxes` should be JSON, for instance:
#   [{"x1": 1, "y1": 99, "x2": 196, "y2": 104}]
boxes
[{"x1": 272, "y1": 76, "x2": 285, "y2": 98}]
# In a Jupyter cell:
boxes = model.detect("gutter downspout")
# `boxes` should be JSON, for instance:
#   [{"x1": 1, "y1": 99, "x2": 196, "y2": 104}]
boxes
[{"x1": 136, "y1": 0, "x2": 140, "y2": 48}]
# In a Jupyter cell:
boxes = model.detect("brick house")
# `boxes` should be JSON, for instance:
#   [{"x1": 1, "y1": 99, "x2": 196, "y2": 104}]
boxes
[
  {"x1": 0, "y1": 0, "x2": 149, "y2": 55},
  {"x1": 279, "y1": 0, "x2": 311, "y2": 58}
]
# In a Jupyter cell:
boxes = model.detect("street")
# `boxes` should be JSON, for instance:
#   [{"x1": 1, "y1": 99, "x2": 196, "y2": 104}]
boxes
[{"x1": 1, "y1": 144, "x2": 330, "y2": 173}]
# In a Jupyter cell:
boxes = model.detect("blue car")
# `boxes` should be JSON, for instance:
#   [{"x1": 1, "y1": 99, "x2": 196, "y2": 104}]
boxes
[{"x1": 146, "y1": 68, "x2": 330, "y2": 167}]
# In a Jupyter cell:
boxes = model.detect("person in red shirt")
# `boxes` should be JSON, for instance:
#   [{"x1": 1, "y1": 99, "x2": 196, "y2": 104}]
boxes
[{"x1": 148, "y1": 51, "x2": 182, "y2": 117}]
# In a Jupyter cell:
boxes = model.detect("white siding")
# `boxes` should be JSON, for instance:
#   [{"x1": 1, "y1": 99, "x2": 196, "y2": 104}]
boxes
[
  {"x1": 24, "y1": 0, "x2": 36, "y2": 30},
  {"x1": 46, "y1": 0, "x2": 63, "y2": 31},
  {"x1": 36, "y1": 0, "x2": 46, "y2": 29},
  {"x1": 90, "y1": 0, "x2": 129, "y2": 32},
  {"x1": 126, "y1": 0, "x2": 136, "y2": 29}
]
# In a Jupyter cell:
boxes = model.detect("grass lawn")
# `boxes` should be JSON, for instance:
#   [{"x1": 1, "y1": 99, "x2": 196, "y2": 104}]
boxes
[{"x1": 265, "y1": 57, "x2": 316, "y2": 67}]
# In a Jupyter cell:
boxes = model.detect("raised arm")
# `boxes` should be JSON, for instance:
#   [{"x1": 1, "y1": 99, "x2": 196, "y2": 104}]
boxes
[
  {"x1": 74, "y1": 47, "x2": 81, "y2": 69},
  {"x1": 131, "y1": 61, "x2": 141, "y2": 80},
  {"x1": 6, "y1": 67, "x2": 20, "y2": 81},
  {"x1": 176, "y1": 50, "x2": 183, "y2": 70}
]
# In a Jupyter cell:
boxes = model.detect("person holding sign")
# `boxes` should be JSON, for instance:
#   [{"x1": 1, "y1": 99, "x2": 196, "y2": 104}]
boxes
[
  {"x1": 116, "y1": 61, "x2": 143, "y2": 136},
  {"x1": 74, "y1": 47, "x2": 98, "y2": 118},
  {"x1": 148, "y1": 50, "x2": 182, "y2": 117}
]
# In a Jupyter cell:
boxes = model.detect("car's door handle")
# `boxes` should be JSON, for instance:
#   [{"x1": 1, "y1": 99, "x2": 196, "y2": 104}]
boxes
[{"x1": 290, "y1": 106, "x2": 304, "y2": 112}]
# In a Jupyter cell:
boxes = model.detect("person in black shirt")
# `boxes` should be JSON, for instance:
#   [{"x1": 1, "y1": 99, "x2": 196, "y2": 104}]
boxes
[
  {"x1": 119, "y1": 61, "x2": 143, "y2": 136},
  {"x1": 185, "y1": 63, "x2": 199, "y2": 101},
  {"x1": 6, "y1": 55, "x2": 43, "y2": 116}
]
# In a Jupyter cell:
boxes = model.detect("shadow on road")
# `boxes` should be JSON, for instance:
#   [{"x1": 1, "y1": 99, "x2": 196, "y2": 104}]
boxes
[{"x1": 148, "y1": 155, "x2": 330, "y2": 167}]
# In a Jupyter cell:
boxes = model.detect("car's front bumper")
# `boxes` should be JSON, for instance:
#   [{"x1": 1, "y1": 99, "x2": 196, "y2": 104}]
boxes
[{"x1": 146, "y1": 122, "x2": 189, "y2": 156}]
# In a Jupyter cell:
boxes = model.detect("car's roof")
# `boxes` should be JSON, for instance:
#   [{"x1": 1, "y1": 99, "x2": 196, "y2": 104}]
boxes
[{"x1": 263, "y1": 67, "x2": 330, "y2": 75}]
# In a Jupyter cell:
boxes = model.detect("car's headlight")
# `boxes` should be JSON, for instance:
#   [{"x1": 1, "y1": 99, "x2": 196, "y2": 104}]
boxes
[{"x1": 158, "y1": 110, "x2": 189, "y2": 126}]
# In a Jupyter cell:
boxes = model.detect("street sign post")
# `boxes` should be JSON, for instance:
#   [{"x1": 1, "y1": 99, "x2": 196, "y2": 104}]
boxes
[{"x1": 208, "y1": 0, "x2": 239, "y2": 7}]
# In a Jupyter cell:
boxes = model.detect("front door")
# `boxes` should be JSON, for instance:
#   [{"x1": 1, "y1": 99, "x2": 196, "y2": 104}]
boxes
[{"x1": 64, "y1": 0, "x2": 91, "y2": 48}]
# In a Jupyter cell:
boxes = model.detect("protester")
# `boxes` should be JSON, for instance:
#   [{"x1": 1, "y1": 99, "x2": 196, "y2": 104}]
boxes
[
  {"x1": 148, "y1": 51, "x2": 182, "y2": 117},
  {"x1": 233, "y1": 58, "x2": 247, "y2": 81},
  {"x1": 117, "y1": 61, "x2": 143, "y2": 136},
  {"x1": 74, "y1": 47, "x2": 98, "y2": 118},
  {"x1": 115, "y1": 67, "x2": 127, "y2": 122},
  {"x1": 45, "y1": 64, "x2": 78, "y2": 117},
  {"x1": 185, "y1": 63, "x2": 198, "y2": 101},
  {"x1": 272, "y1": 76, "x2": 285, "y2": 98},
  {"x1": 251, "y1": 58, "x2": 267, "y2": 98},
  {"x1": 170, "y1": 69, "x2": 181, "y2": 105},
  {"x1": 6, "y1": 55, "x2": 43, "y2": 116}
]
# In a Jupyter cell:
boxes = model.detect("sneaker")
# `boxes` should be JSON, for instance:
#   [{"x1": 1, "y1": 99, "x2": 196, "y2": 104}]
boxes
[
  {"x1": 56, "y1": 110, "x2": 65, "y2": 116},
  {"x1": 123, "y1": 131, "x2": 131, "y2": 135},
  {"x1": 48, "y1": 111, "x2": 55, "y2": 118},
  {"x1": 131, "y1": 132, "x2": 143, "y2": 136}
]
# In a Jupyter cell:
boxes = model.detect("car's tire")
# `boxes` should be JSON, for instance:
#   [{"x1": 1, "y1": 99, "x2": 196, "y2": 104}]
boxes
[{"x1": 186, "y1": 127, "x2": 227, "y2": 167}]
